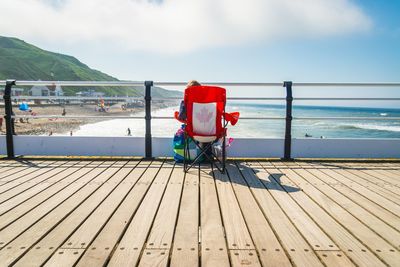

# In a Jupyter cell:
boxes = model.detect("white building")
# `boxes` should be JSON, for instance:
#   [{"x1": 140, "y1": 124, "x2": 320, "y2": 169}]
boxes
[
  {"x1": 53, "y1": 85, "x2": 64, "y2": 96},
  {"x1": 29, "y1": 85, "x2": 50, "y2": 96},
  {"x1": 76, "y1": 90, "x2": 105, "y2": 97}
]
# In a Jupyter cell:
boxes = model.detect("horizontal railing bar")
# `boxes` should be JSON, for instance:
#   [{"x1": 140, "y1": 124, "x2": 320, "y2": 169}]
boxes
[
  {"x1": 2, "y1": 80, "x2": 400, "y2": 87},
  {"x1": 294, "y1": 98, "x2": 400, "y2": 101},
  {"x1": 294, "y1": 117, "x2": 400, "y2": 120},
  {"x1": 12, "y1": 115, "x2": 400, "y2": 121},
  {"x1": 293, "y1": 82, "x2": 400, "y2": 87},
  {"x1": 153, "y1": 82, "x2": 400, "y2": 87},
  {"x1": 2, "y1": 81, "x2": 145, "y2": 87},
  {"x1": 152, "y1": 97, "x2": 286, "y2": 101},
  {"x1": 152, "y1": 97, "x2": 400, "y2": 101},
  {"x1": 155, "y1": 82, "x2": 400, "y2": 87},
  {"x1": 12, "y1": 115, "x2": 144, "y2": 119},
  {"x1": 10, "y1": 96, "x2": 144, "y2": 101},
  {"x1": 153, "y1": 82, "x2": 283, "y2": 86},
  {"x1": 12, "y1": 115, "x2": 285, "y2": 120},
  {"x1": 152, "y1": 116, "x2": 286, "y2": 120},
  {"x1": 4, "y1": 96, "x2": 399, "y2": 101}
]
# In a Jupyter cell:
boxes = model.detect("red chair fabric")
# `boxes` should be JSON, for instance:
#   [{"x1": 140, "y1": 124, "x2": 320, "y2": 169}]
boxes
[
  {"x1": 174, "y1": 85, "x2": 240, "y2": 139},
  {"x1": 184, "y1": 85, "x2": 225, "y2": 139}
]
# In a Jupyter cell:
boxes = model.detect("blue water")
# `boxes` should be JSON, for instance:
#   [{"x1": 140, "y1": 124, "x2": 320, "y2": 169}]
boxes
[
  {"x1": 225, "y1": 103, "x2": 400, "y2": 138},
  {"x1": 71, "y1": 103, "x2": 400, "y2": 139}
]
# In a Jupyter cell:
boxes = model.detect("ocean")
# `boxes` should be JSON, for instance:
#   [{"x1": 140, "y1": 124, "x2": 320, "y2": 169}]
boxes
[{"x1": 70, "y1": 103, "x2": 400, "y2": 139}]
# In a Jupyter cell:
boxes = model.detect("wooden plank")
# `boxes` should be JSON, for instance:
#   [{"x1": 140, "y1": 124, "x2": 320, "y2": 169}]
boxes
[
  {"x1": 0, "y1": 160, "x2": 46, "y2": 176},
  {"x1": 229, "y1": 250, "x2": 261, "y2": 267},
  {"x1": 57, "y1": 162, "x2": 147, "y2": 249},
  {"x1": 0, "y1": 165, "x2": 72, "y2": 206},
  {"x1": 170, "y1": 167, "x2": 199, "y2": 267},
  {"x1": 379, "y1": 169, "x2": 400, "y2": 176},
  {"x1": 0, "y1": 164, "x2": 87, "y2": 215},
  {"x1": 321, "y1": 168, "x2": 400, "y2": 216},
  {"x1": 0, "y1": 161, "x2": 56, "y2": 185},
  {"x1": 226, "y1": 164, "x2": 292, "y2": 267},
  {"x1": 43, "y1": 248, "x2": 85, "y2": 267},
  {"x1": 344, "y1": 168, "x2": 400, "y2": 201},
  {"x1": 138, "y1": 249, "x2": 169, "y2": 267},
  {"x1": 75, "y1": 162, "x2": 162, "y2": 267},
  {"x1": 0, "y1": 166, "x2": 121, "y2": 266},
  {"x1": 268, "y1": 162, "x2": 400, "y2": 232},
  {"x1": 236, "y1": 163, "x2": 323, "y2": 267},
  {"x1": 31, "y1": 163, "x2": 140, "y2": 266},
  {"x1": 76, "y1": 165, "x2": 150, "y2": 249},
  {"x1": 107, "y1": 163, "x2": 173, "y2": 267},
  {"x1": 0, "y1": 162, "x2": 73, "y2": 201},
  {"x1": 144, "y1": 165, "x2": 185, "y2": 251},
  {"x1": 0, "y1": 160, "x2": 32, "y2": 167},
  {"x1": 363, "y1": 169, "x2": 400, "y2": 186},
  {"x1": 0, "y1": 166, "x2": 35, "y2": 181},
  {"x1": 0, "y1": 163, "x2": 98, "y2": 230},
  {"x1": 253, "y1": 163, "x2": 338, "y2": 251},
  {"x1": 346, "y1": 169, "x2": 400, "y2": 200},
  {"x1": 305, "y1": 168, "x2": 400, "y2": 231},
  {"x1": 316, "y1": 251, "x2": 356, "y2": 267},
  {"x1": 214, "y1": 167, "x2": 255, "y2": 250},
  {"x1": 199, "y1": 166, "x2": 230, "y2": 267},
  {"x1": 293, "y1": 168, "x2": 400, "y2": 250},
  {"x1": 274, "y1": 167, "x2": 392, "y2": 267}
]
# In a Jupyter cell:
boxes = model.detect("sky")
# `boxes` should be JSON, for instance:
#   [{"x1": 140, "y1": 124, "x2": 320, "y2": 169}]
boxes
[{"x1": 0, "y1": 0, "x2": 399, "y2": 106}]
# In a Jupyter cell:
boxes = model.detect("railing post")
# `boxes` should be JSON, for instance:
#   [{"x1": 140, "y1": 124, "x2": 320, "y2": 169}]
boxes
[
  {"x1": 144, "y1": 81, "x2": 153, "y2": 159},
  {"x1": 3, "y1": 80, "x2": 16, "y2": 159},
  {"x1": 283, "y1": 81, "x2": 293, "y2": 161}
]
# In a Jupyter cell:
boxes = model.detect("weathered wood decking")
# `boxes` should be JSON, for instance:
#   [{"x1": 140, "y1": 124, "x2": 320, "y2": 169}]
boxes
[{"x1": 0, "y1": 159, "x2": 399, "y2": 267}]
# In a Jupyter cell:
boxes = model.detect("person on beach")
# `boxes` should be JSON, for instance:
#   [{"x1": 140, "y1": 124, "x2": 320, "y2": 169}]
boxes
[
  {"x1": 70, "y1": 131, "x2": 73, "y2": 136},
  {"x1": 127, "y1": 128, "x2": 131, "y2": 136},
  {"x1": 62, "y1": 108, "x2": 66, "y2": 116}
]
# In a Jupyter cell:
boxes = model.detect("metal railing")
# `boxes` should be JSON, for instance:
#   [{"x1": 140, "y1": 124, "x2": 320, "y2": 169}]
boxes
[{"x1": 2, "y1": 79, "x2": 400, "y2": 160}]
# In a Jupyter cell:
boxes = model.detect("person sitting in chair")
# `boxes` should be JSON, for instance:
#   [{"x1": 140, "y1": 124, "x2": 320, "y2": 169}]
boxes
[
  {"x1": 177, "y1": 80, "x2": 201, "y2": 121},
  {"x1": 174, "y1": 81, "x2": 240, "y2": 172}
]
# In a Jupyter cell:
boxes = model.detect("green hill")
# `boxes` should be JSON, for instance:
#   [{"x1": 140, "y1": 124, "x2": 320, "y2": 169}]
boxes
[{"x1": 0, "y1": 36, "x2": 181, "y2": 97}]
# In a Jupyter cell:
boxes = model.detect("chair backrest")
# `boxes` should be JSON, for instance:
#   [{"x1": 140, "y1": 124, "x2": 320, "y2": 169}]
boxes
[{"x1": 184, "y1": 85, "x2": 226, "y2": 138}]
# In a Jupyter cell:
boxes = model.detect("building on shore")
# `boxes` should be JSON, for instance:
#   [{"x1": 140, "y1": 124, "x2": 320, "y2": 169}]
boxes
[
  {"x1": 76, "y1": 89, "x2": 105, "y2": 97},
  {"x1": 53, "y1": 84, "x2": 64, "y2": 96},
  {"x1": 29, "y1": 85, "x2": 50, "y2": 96},
  {"x1": 29, "y1": 84, "x2": 64, "y2": 97}
]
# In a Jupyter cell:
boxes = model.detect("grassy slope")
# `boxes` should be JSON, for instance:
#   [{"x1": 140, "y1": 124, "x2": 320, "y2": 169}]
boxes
[{"x1": 0, "y1": 36, "x2": 181, "y2": 97}]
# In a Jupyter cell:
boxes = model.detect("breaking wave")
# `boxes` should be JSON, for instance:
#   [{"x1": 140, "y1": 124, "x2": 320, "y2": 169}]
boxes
[{"x1": 339, "y1": 123, "x2": 400, "y2": 132}]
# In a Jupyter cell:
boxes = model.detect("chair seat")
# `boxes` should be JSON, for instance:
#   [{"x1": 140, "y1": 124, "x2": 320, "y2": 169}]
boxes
[{"x1": 193, "y1": 135, "x2": 217, "y2": 143}]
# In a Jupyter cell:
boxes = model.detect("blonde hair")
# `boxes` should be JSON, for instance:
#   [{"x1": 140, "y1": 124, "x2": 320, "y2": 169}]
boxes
[{"x1": 187, "y1": 80, "x2": 201, "y2": 87}]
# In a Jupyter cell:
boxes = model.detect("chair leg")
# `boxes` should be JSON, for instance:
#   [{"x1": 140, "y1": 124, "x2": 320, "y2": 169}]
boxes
[
  {"x1": 183, "y1": 136, "x2": 188, "y2": 173},
  {"x1": 222, "y1": 135, "x2": 226, "y2": 174}
]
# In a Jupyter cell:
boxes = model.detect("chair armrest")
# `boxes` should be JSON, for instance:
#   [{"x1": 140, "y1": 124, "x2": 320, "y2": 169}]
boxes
[{"x1": 223, "y1": 112, "x2": 240, "y2": 126}]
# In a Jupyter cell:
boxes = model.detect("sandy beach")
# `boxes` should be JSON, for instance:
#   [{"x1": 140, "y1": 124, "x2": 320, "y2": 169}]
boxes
[{"x1": 0, "y1": 101, "x2": 175, "y2": 136}]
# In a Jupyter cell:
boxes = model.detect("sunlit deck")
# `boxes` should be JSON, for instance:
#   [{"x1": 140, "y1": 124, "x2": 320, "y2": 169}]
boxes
[{"x1": 0, "y1": 159, "x2": 399, "y2": 267}]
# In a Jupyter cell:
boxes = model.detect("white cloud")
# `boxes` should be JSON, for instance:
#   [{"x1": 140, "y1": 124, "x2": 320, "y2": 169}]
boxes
[{"x1": 0, "y1": 0, "x2": 372, "y2": 54}]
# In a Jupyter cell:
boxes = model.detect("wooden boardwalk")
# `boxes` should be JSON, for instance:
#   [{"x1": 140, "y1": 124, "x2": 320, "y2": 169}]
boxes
[{"x1": 0, "y1": 159, "x2": 399, "y2": 267}]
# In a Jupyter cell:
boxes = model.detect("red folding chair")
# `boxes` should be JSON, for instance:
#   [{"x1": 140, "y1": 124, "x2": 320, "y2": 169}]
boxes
[{"x1": 174, "y1": 85, "x2": 239, "y2": 173}]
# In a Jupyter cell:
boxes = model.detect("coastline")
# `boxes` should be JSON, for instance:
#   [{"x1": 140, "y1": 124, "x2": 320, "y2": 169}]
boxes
[{"x1": 0, "y1": 101, "x2": 175, "y2": 136}]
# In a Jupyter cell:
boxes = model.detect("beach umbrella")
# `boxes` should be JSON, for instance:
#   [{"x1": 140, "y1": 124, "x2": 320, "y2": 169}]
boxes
[{"x1": 19, "y1": 102, "x2": 30, "y2": 111}]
